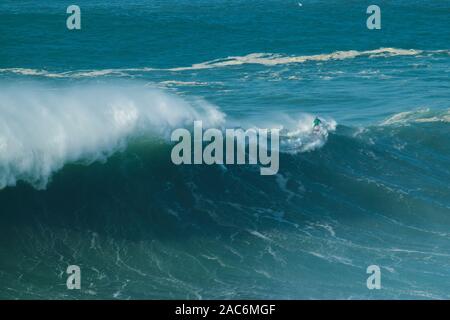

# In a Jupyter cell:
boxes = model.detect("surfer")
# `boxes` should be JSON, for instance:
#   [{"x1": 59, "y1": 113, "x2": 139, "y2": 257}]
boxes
[{"x1": 313, "y1": 117, "x2": 322, "y2": 131}]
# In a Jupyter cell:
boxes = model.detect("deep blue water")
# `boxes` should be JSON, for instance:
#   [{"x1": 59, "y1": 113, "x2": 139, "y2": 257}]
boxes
[{"x1": 0, "y1": 0, "x2": 449, "y2": 299}]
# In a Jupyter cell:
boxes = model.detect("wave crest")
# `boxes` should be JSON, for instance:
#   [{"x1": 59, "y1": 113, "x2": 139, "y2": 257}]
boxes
[{"x1": 0, "y1": 82, "x2": 224, "y2": 189}]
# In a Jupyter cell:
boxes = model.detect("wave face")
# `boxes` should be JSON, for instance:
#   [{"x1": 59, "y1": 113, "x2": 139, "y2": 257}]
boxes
[
  {"x1": 0, "y1": 110, "x2": 449, "y2": 299},
  {"x1": 1, "y1": 0, "x2": 450, "y2": 300}
]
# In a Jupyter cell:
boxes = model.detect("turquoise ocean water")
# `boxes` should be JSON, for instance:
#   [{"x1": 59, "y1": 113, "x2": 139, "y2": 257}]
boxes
[{"x1": 0, "y1": 0, "x2": 449, "y2": 299}]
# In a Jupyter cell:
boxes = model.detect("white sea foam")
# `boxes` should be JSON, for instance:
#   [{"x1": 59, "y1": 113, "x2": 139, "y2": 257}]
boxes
[
  {"x1": 0, "y1": 83, "x2": 225, "y2": 189},
  {"x1": 167, "y1": 48, "x2": 424, "y2": 71},
  {"x1": 159, "y1": 80, "x2": 212, "y2": 86},
  {"x1": 380, "y1": 108, "x2": 450, "y2": 126},
  {"x1": 278, "y1": 114, "x2": 336, "y2": 153},
  {"x1": 0, "y1": 48, "x2": 443, "y2": 78},
  {"x1": 0, "y1": 68, "x2": 65, "y2": 78},
  {"x1": 224, "y1": 113, "x2": 337, "y2": 155}
]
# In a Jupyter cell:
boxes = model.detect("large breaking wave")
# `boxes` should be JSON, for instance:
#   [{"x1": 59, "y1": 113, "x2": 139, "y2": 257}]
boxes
[
  {"x1": 0, "y1": 83, "x2": 225, "y2": 189},
  {"x1": 0, "y1": 82, "x2": 337, "y2": 189}
]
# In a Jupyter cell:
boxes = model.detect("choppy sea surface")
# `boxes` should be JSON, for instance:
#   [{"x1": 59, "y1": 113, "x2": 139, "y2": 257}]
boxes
[{"x1": 0, "y1": 0, "x2": 449, "y2": 299}]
